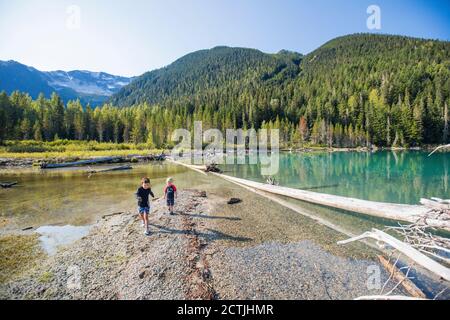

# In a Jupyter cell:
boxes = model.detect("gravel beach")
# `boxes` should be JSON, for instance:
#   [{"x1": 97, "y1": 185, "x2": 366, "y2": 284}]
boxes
[{"x1": 1, "y1": 188, "x2": 410, "y2": 300}]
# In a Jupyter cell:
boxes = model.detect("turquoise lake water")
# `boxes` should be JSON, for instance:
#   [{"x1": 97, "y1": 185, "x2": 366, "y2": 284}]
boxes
[
  {"x1": 221, "y1": 151, "x2": 449, "y2": 205},
  {"x1": 0, "y1": 151, "x2": 448, "y2": 234}
]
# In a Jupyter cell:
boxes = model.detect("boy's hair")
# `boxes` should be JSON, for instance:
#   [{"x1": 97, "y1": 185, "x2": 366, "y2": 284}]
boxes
[
  {"x1": 166, "y1": 177, "x2": 173, "y2": 184},
  {"x1": 141, "y1": 177, "x2": 150, "y2": 184}
]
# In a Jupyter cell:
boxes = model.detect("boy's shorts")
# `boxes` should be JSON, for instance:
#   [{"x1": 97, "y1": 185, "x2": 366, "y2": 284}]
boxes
[
  {"x1": 138, "y1": 206, "x2": 150, "y2": 215},
  {"x1": 166, "y1": 199, "x2": 174, "y2": 206}
]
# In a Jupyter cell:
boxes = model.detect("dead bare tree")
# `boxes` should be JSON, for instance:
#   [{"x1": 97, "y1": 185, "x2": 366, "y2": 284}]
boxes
[
  {"x1": 338, "y1": 198, "x2": 450, "y2": 300},
  {"x1": 428, "y1": 144, "x2": 450, "y2": 157}
]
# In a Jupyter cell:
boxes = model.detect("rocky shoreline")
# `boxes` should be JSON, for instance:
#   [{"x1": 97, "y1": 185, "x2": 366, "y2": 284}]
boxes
[
  {"x1": 1, "y1": 188, "x2": 414, "y2": 300},
  {"x1": 1, "y1": 145, "x2": 442, "y2": 168},
  {"x1": 1, "y1": 189, "x2": 214, "y2": 299},
  {"x1": 0, "y1": 154, "x2": 165, "y2": 168}
]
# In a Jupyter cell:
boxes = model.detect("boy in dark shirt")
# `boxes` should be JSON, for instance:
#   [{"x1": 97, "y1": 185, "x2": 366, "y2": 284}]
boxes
[
  {"x1": 164, "y1": 177, "x2": 177, "y2": 215},
  {"x1": 136, "y1": 177, "x2": 155, "y2": 236}
]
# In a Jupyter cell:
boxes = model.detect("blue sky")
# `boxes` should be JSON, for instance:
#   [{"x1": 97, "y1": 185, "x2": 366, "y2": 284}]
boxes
[{"x1": 0, "y1": 0, "x2": 449, "y2": 77}]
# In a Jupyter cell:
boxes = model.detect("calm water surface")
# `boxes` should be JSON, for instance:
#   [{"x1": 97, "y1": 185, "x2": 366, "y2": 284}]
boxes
[
  {"x1": 221, "y1": 151, "x2": 449, "y2": 204},
  {"x1": 1, "y1": 151, "x2": 448, "y2": 239}
]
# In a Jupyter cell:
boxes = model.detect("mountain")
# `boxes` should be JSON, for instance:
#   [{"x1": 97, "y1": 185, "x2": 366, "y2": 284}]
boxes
[
  {"x1": 2, "y1": 34, "x2": 449, "y2": 147},
  {"x1": 0, "y1": 60, "x2": 133, "y2": 106},
  {"x1": 110, "y1": 46, "x2": 302, "y2": 106},
  {"x1": 0, "y1": 61, "x2": 55, "y2": 98},
  {"x1": 109, "y1": 34, "x2": 449, "y2": 146}
]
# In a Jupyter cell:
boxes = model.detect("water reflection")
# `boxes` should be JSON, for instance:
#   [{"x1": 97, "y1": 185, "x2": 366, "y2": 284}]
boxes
[
  {"x1": 35, "y1": 225, "x2": 91, "y2": 255},
  {"x1": 0, "y1": 163, "x2": 190, "y2": 229},
  {"x1": 221, "y1": 151, "x2": 449, "y2": 204}
]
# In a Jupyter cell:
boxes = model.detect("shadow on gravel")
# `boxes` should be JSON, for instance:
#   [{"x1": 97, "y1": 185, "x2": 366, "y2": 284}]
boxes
[
  {"x1": 148, "y1": 223, "x2": 252, "y2": 243},
  {"x1": 177, "y1": 212, "x2": 241, "y2": 221}
]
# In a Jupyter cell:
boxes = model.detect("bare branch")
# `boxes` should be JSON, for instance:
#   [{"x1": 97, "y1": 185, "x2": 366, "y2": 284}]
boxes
[{"x1": 428, "y1": 144, "x2": 450, "y2": 157}]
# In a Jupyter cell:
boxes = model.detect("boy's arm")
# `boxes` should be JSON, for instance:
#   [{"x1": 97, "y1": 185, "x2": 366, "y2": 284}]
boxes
[
  {"x1": 149, "y1": 189, "x2": 155, "y2": 198},
  {"x1": 136, "y1": 189, "x2": 142, "y2": 204},
  {"x1": 163, "y1": 186, "x2": 167, "y2": 199}
]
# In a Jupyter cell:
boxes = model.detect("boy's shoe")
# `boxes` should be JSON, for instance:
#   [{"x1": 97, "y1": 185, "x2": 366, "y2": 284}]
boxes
[
  {"x1": 145, "y1": 230, "x2": 151, "y2": 236},
  {"x1": 141, "y1": 222, "x2": 145, "y2": 228}
]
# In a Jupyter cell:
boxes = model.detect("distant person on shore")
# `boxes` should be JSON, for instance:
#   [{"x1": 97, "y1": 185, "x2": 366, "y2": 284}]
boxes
[
  {"x1": 136, "y1": 177, "x2": 155, "y2": 236},
  {"x1": 164, "y1": 177, "x2": 177, "y2": 215}
]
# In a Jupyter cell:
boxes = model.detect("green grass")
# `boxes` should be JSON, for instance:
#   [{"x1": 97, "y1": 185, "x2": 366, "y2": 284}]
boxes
[
  {"x1": 0, "y1": 139, "x2": 371, "y2": 159},
  {"x1": 0, "y1": 140, "x2": 164, "y2": 159},
  {"x1": 0, "y1": 234, "x2": 45, "y2": 283},
  {"x1": 38, "y1": 271, "x2": 54, "y2": 284}
]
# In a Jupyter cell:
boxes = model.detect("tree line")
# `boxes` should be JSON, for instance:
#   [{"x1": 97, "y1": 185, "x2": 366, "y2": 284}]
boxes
[
  {"x1": 0, "y1": 34, "x2": 449, "y2": 148},
  {"x1": 0, "y1": 87, "x2": 447, "y2": 149}
]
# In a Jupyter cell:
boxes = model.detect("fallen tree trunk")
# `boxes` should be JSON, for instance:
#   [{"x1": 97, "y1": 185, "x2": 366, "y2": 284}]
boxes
[
  {"x1": 168, "y1": 160, "x2": 449, "y2": 231},
  {"x1": 377, "y1": 255, "x2": 426, "y2": 299},
  {"x1": 166, "y1": 159, "x2": 207, "y2": 176},
  {"x1": 87, "y1": 165, "x2": 132, "y2": 174},
  {"x1": 102, "y1": 212, "x2": 124, "y2": 219},
  {"x1": 420, "y1": 198, "x2": 450, "y2": 211},
  {"x1": 0, "y1": 181, "x2": 18, "y2": 188},
  {"x1": 130, "y1": 154, "x2": 166, "y2": 161},
  {"x1": 211, "y1": 170, "x2": 358, "y2": 240},
  {"x1": 428, "y1": 144, "x2": 450, "y2": 157},
  {"x1": 41, "y1": 157, "x2": 121, "y2": 169},
  {"x1": 212, "y1": 173, "x2": 450, "y2": 231},
  {"x1": 338, "y1": 228, "x2": 450, "y2": 282}
]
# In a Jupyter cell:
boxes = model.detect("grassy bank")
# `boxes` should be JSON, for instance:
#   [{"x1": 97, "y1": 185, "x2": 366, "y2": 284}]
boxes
[
  {"x1": 0, "y1": 140, "x2": 163, "y2": 159},
  {"x1": 0, "y1": 140, "x2": 436, "y2": 160},
  {"x1": 0, "y1": 234, "x2": 45, "y2": 284}
]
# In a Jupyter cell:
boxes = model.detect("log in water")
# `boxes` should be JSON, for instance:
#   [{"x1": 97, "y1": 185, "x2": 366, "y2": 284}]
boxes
[
  {"x1": 213, "y1": 173, "x2": 450, "y2": 231},
  {"x1": 41, "y1": 157, "x2": 121, "y2": 169},
  {"x1": 41, "y1": 154, "x2": 166, "y2": 169},
  {"x1": 168, "y1": 159, "x2": 449, "y2": 231},
  {"x1": 87, "y1": 165, "x2": 133, "y2": 174},
  {"x1": 0, "y1": 181, "x2": 18, "y2": 188}
]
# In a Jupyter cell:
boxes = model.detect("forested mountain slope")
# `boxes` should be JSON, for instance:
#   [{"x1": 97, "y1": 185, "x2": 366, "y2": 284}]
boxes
[
  {"x1": 1, "y1": 34, "x2": 449, "y2": 147},
  {"x1": 110, "y1": 34, "x2": 450, "y2": 146},
  {"x1": 110, "y1": 46, "x2": 302, "y2": 106}
]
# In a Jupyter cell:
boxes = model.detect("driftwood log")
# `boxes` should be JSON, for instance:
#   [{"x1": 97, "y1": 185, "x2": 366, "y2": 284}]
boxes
[
  {"x1": 131, "y1": 154, "x2": 166, "y2": 162},
  {"x1": 0, "y1": 181, "x2": 18, "y2": 188},
  {"x1": 428, "y1": 144, "x2": 450, "y2": 157},
  {"x1": 166, "y1": 158, "x2": 208, "y2": 176},
  {"x1": 169, "y1": 160, "x2": 449, "y2": 231},
  {"x1": 338, "y1": 228, "x2": 450, "y2": 282},
  {"x1": 377, "y1": 255, "x2": 426, "y2": 299},
  {"x1": 210, "y1": 173, "x2": 449, "y2": 231},
  {"x1": 41, "y1": 157, "x2": 121, "y2": 169},
  {"x1": 169, "y1": 158, "x2": 450, "y2": 299},
  {"x1": 87, "y1": 165, "x2": 132, "y2": 174},
  {"x1": 41, "y1": 154, "x2": 166, "y2": 169},
  {"x1": 102, "y1": 212, "x2": 124, "y2": 219}
]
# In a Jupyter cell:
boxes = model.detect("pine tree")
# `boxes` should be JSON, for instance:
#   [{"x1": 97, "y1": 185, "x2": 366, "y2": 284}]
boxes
[
  {"x1": 444, "y1": 102, "x2": 449, "y2": 143},
  {"x1": 33, "y1": 122, "x2": 42, "y2": 141}
]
